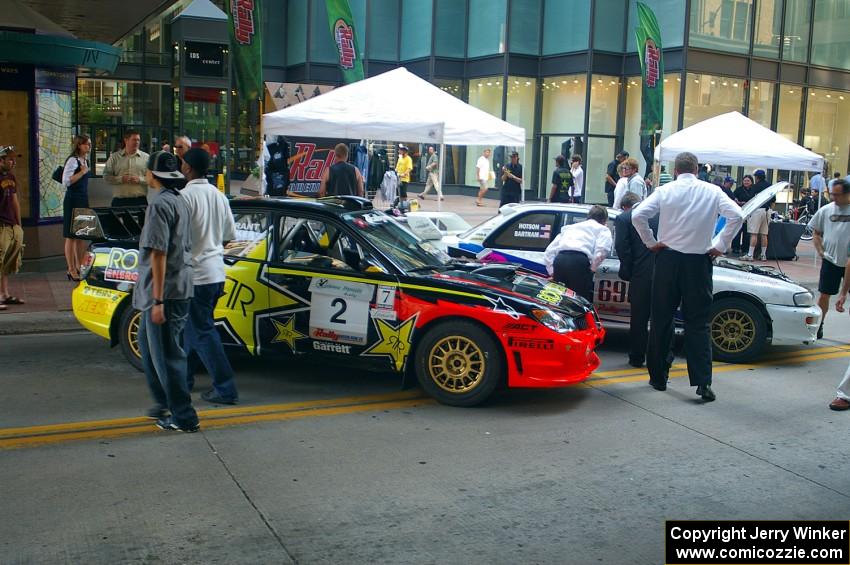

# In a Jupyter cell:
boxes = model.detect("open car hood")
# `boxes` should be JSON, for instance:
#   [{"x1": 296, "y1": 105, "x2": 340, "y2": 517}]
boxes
[{"x1": 740, "y1": 181, "x2": 788, "y2": 220}]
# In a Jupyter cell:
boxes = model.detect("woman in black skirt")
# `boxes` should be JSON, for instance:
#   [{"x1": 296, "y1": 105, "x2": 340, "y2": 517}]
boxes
[{"x1": 62, "y1": 135, "x2": 91, "y2": 280}]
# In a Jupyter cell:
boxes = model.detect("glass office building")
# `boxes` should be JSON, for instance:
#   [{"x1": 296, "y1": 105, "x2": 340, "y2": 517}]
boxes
[{"x1": 79, "y1": 0, "x2": 850, "y2": 203}]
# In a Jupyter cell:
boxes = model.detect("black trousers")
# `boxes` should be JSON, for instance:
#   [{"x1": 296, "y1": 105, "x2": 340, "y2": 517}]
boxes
[
  {"x1": 647, "y1": 249, "x2": 713, "y2": 388},
  {"x1": 553, "y1": 251, "x2": 594, "y2": 303},
  {"x1": 606, "y1": 190, "x2": 615, "y2": 207},
  {"x1": 628, "y1": 273, "x2": 652, "y2": 365}
]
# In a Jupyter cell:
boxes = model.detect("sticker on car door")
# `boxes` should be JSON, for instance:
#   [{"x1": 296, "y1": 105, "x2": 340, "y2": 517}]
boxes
[{"x1": 308, "y1": 277, "x2": 373, "y2": 345}]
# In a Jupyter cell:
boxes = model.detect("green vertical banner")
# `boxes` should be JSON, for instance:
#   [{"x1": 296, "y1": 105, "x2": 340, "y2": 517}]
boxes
[
  {"x1": 325, "y1": 0, "x2": 364, "y2": 83},
  {"x1": 635, "y1": 2, "x2": 664, "y2": 135},
  {"x1": 227, "y1": 0, "x2": 263, "y2": 100}
]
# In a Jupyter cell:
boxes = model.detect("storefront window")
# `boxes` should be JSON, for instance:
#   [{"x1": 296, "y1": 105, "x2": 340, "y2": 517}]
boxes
[
  {"x1": 368, "y1": 0, "x2": 399, "y2": 60},
  {"x1": 465, "y1": 77, "x2": 503, "y2": 185},
  {"x1": 747, "y1": 80, "x2": 774, "y2": 128},
  {"x1": 783, "y1": 0, "x2": 810, "y2": 63},
  {"x1": 286, "y1": 0, "x2": 307, "y2": 65},
  {"x1": 689, "y1": 0, "x2": 752, "y2": 54},
  {"x1": 623, "y1": 74, "x2": 682, "y2": 174},
  {"x1": 803, "y1": 88, "x2": 850, "y2": 177},
  {"x1": 589, "y1": 75, "x2": 620, "y2": 135},
  {"x1": 683, "y1": 73, "x2": 745, "y2": 128},
  {"x1": 540, "y1": 74, "x2": 586, "y2": 134},
  {"x1": 505, "y1": 77, "x2": 537, "y2": 179},
  {"x1": 510, "y1": 0, "x2": 540, "y2": 55},
  {"x1": 594, "y1": 0, "x2": 625, "y2": 52},
  {"x1": 627, "y1": 0, "x2": 686, "y2": 51},
  {"x1": 310, "y1": 0, "x2": 339, "y2": 64},
  {"x1": 586, "y1": 137, "x2": 616, "y2": 204},
  {"x1": 468, "y1": 0, "x2": 506, "y2": 57},
  {"x1": 776, "y1": 84, "x2": 802, "y2": 143},
  {"x1": 753, "y1": 0, "x2": 782, "y2": 58},
  {"x1": 433, "y1": 79, "x2": 463, "y2": 184},
  {"x1": 434, "y1": 0, "x2": 466, "y2": 57},
  {"x1": 401, "y1": 0, "x2": 433, "y2": 59},
  {"x1": 542, "y1": 0, "x2": 589, "y2": 55},
  {"x1": 811, "y1": 0, "x2": 850, "y2": 70}
]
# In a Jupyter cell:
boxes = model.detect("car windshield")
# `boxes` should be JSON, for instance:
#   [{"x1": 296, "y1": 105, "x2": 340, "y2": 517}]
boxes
[
  {"x1": 342, "y1": 211, "x2": 451, "y2": 272},
  {"x1": 435, "y1": 214, "x2": 472, "y2": 232}
]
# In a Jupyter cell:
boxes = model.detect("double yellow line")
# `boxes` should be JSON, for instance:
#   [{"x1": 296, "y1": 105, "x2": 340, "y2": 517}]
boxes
[{"x1": 2, "y1": 344, "x2": 848, "y2": 451}]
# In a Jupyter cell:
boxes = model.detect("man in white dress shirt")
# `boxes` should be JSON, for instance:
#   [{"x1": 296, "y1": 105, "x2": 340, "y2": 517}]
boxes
[
  {"x1": 543, "y1": 205, "x2": 612, "y2": 302},
  {"x1": 632, "y1": 152, "x2": 744, "y2": 402},
  {"x1": 570, "y1": 155, "x2": 584, "y2": 204}
]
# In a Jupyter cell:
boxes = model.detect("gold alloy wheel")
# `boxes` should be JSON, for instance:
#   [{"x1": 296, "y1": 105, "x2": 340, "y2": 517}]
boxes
[
  {"x1": 711, "y1": 309, "x2": 755, "y2": 354},
  {"x1": 427, "y1": 335, "x2": 487, "y2": 394},
  {"x1": 128, "y1": 310, "x2": 142, "y2": 360}
]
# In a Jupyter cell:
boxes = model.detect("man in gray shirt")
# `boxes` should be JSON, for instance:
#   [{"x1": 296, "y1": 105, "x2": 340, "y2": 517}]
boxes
[
  {"x1": 809, "y1": 178, "x2": 850, "y2": 339},
  {"x1": 134, "y1": 151, "x2": 198, "y2": 432}
]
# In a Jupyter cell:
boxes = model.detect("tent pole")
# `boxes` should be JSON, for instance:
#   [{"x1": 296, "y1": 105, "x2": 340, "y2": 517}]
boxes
[
  {"x1": 438, "y1": 142, "x2": 445, "y2": 212},
  {"x1": 520, "y1": 145, "x2": 525, "y2": 202}
]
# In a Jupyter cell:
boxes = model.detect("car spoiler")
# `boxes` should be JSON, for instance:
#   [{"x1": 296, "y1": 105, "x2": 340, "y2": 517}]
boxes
[{"x1": 70, "y1": 206, "x2": 146, "y2": 243}]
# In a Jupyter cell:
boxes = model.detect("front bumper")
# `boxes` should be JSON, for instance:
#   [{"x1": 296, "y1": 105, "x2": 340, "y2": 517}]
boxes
[{"x1": 765, "y1": 303, "x2": 821, "y2": 346}]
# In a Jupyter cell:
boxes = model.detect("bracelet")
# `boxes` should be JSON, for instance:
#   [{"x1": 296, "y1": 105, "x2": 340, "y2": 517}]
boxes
[{"x1": 154, "y1": 299, "x2": 164, "y2": 306}]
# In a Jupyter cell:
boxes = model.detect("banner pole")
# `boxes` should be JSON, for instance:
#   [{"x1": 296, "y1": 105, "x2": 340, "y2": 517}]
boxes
[{"x1": 438, "y1": 142, "x2": 445, "y2": 212}]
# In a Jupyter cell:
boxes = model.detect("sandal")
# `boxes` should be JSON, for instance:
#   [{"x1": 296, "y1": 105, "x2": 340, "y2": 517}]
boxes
[
  {"x1": 418, "y1": 194, "x2": 426, "y2": 200},
  {"x1": 0, "y1": 304, "x2": 6, "y2": 311},
  {"x1": 475, "y1": 201, "x2": 484, "y2": 207},
  {"x1": 2, "y1": 296, "x2": 25, "y2": 305}
]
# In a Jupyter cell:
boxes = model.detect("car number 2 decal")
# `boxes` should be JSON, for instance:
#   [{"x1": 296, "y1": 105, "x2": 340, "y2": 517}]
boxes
[{"x1": 308, "y1": 278, "x2": 373, "y2": 345}]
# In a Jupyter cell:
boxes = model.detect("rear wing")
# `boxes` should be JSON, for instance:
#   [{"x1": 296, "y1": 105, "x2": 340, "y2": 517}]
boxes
[{"x1": 70, "y1": 206, "x2": 146, "y2": 243}]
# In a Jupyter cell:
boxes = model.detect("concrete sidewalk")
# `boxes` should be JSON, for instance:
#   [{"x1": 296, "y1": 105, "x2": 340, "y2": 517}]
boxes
[{"x1": 0, "y1": 194, "x2": 823, "y2": 334}]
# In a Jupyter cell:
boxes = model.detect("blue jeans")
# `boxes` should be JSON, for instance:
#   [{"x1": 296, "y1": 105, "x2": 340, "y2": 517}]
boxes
[
  {"x1": 185, "y1": 282, "x2": 238, "y2": 400},
  {"x1": 139, "y1": 300, "x2": 198, "y2": 428}
]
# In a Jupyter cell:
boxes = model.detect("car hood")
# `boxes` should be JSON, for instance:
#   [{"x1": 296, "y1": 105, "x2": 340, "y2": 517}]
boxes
[
  {"x1": 740, "y1": 181, "x2": 788, "y2": 219},
  {"x1": 714, "y1": 256, "x2": 795, "y2": 284},
  {"x1": 423, "y1": 262, "x2": 590, "y2": 317}
]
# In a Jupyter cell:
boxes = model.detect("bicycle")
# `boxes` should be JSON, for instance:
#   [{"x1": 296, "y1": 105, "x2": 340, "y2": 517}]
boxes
[{"x1": 793, "y1": 207, "x2": 814, "y2": 241}]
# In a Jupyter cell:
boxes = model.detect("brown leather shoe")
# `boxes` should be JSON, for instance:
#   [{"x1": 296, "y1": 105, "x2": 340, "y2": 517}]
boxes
[{"x1": 829, "y1": 397, "x2": 850, "y2": 411}]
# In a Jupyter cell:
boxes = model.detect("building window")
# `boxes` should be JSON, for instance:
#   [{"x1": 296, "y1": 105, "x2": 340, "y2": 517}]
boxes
[
  {"x1": 627, "y1": 0, "x2": 686, "y2": 51},
  {"x1": 689, "y1": 0, "x2": 753, "y2": 54},
  {"x1": 468, "y1": 0, "x2": 506, "y2": 57},
  {"x1": 594, "y1": 0, "x2": 625, "y2": 52},
  {"x1": 540, "y1": 74, "x2": 586, "y2": 134},
  {"x1": 509, "y1": 0, "x2": 541, "y2": 55},
  {"x1": 542, "y1": 0, "x2": 589, "y2": 55},
  {"x1": 803, "y1": 88, "x2": 850, "y2": 177},
  {"x1": 747, "y1": 80, "x2": 774, "y2": 128},
  {"x1": 623, "y1": 74, "x2": 682, "y2": 174},
  {"x1": 683, "y1": 73, "x2": 745, "y2": 128},
  {"x1": 434, "y1": 0, "x2": 466, "y2": 57},
  {"x1": 589, "y1": 75, "x2": 620, "y2": 135},
  {"x1": 310, "y1": 0, "x2": 339, "y2": 64},
  {"x1": 776, "y1": 84, "x2": 802, "y2": 143},
  {"x1": 811, "y1": 0, "x2": 850, "y2": 70},
  {"x1": 505, "y1": 77, "x2": 537, "y2": 175},
  {"x1": 401, "y1": 0, "x2": 433, "y2": 59},
  {"x1": 753, "y1": 0, "x2": 783, "y2": 58},
  {"x1": 465, "y1": 77, "x2": 503, "y2": 185},
  {"x1": 368, "y1": 0, "x2": 399, "y2": 60},
  {"x1": 783, "y1": 0, "x2": 810, "y2": 63}
]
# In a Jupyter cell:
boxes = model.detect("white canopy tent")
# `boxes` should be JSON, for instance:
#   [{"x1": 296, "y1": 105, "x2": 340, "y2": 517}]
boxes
[
  {"x1": 263, "y1": 67, "x2": 526, "y2": 203},
  {"x1": 654, "y1": 111, "x2": 824, "y2": 172}
]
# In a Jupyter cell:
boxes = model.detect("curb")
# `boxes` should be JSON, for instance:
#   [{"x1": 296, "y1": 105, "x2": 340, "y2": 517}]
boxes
[{"x1": 0, "y1": 311, "x2": 83, "y2": 336}]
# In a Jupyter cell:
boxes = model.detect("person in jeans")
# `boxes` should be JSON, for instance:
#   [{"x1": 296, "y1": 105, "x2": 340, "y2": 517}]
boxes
[
  {"x1": 136, "y1": 151, "x2": 198, "y2": 432},
  {"x1": 418, "y1": 146, "x2": 443, "y2": 201},
  {"x1": 180, "y1": 148, "x2": 239, "y2": 405}
]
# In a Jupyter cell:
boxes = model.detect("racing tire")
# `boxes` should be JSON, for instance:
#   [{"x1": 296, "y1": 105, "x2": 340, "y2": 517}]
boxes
[
  {"x1": 710, "y1": 298, "x2": 767, "y2": 364},
  {"x1": 118, "y1": 306, "x2": 144, "y2": 372},
  {"x1": 414, "y1": 320, "x2": 504, "y2": 407}
]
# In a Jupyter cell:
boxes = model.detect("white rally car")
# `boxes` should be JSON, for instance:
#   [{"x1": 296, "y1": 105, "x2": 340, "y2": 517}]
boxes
[{"x1": 444, "y1": 184, "x2": 820, "y2": 363}]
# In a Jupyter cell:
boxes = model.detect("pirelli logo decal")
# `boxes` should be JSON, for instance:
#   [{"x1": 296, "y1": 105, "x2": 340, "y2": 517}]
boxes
[{"x1": 507, "y1": 337, "x2": 554, "y2": 350}]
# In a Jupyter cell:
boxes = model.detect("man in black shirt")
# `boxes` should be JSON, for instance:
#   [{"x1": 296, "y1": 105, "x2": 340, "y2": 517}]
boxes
[
  {"x1": 319, "y1": 143, "x2": 364, "y2": 197},
  {"x1": 742, "y1": 169, "x2": 773, "y2": 261},
  {"x1": 605, "y1": 151, "x2": 627, "y2": 207},
  {"x1": 549, "y1": 155, "x2": 575, "y2": 203},
  {"x1": 500, "y1": 151, "x2": 523, "y2": 207}
]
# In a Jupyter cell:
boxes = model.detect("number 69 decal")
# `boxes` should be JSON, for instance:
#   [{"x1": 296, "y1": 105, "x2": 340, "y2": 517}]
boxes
[{"x1": 596, "y1": 279, "x2": 629, "y2": 303}]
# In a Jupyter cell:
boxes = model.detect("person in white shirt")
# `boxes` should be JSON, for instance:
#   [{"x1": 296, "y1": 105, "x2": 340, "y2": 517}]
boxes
[
  {"x1": 632, "y1": 151, "x2": 744, "y2": 402},
  {"x1": 613, "y1": 157, "x2": 647, "y2": 210},
  {"x1": 569, "y1": 155, "x2": 584, "y2": 204},
  {"x1": 180, "y1": 148, "x2": 239, "y2": 405},
  {"x1": 543, "y1": 205, "x2": 612, "y2": 302},
  {"x1": 475, "y1": 148, "x2": 492, "y2": 207}
]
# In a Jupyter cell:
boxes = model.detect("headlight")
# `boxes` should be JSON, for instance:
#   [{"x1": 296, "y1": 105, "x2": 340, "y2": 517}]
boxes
[
  {"x1": 530, "y1": 308, "x2": 576, "y2": 333},
  {"x1": 793, "y1": 291, "x2": 814, "y2": 307}
]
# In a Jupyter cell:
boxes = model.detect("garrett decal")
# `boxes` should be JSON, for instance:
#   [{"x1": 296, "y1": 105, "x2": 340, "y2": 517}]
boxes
[
  {"x1": 508, "y1": 337, "x2": 554, "y2": 350},
  {"x1": 502, "y1": 323, "x2": 537, "y2": 332},
  {"x1": 313, "y1": 341, "x2": 351, "y2": 354}
]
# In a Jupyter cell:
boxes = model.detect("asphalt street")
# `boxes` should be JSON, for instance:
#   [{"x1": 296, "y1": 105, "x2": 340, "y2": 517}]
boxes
[{"x1": 2, "y1": 313, "x2": 850, "y2": 564}]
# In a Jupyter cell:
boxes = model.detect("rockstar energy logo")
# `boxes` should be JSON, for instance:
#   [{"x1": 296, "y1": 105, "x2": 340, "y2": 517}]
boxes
[
  {"x1": 333, "y1": 19, "x2": 356, "y2": 70},
  {"x1": 644, "y1": 39, "x2": 660, "y2": 88}
]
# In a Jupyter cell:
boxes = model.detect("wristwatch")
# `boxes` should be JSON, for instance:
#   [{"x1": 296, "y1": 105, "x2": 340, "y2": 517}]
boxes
[{"x1": 153, "y1": 299, "x2": 164, "y2": 306}]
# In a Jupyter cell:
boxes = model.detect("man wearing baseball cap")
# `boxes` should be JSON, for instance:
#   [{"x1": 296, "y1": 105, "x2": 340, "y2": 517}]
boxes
[
  {"x1": 136, "y1": 151, "x2": 199, "y2": 432},
  {"x1": 0, "y1": 146, "x2": 25, "y2": 310}
]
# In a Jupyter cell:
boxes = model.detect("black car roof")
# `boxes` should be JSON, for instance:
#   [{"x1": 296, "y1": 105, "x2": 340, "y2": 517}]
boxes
[{"x1": 229, "y1": 195, "x2": 373, "y2": 216}]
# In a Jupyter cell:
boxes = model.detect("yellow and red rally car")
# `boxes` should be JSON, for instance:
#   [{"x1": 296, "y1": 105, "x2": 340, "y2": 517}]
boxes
[{"x1": 73, "y1": 197, "x2": 604, "y2": 406}]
